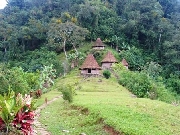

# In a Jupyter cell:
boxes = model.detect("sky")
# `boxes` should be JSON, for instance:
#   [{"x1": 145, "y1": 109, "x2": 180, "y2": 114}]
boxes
[{"x1": 0, "y1": 0, "x2": 7, "y2": 9}]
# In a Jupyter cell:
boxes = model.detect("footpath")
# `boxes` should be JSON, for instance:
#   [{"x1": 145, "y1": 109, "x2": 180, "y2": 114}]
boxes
[{"x1": 33, "y1": 95, "x2": 62, "y2": 135}]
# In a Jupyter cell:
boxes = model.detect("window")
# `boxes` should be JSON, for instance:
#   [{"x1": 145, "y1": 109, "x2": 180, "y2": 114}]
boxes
[{"x1": 88, "y1": 69, "x2": 91, "y2": 73}]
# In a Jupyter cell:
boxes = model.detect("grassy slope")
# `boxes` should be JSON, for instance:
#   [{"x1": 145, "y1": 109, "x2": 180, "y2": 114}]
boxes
[
  {"x1": 38, "y1": 44, "x2": 180, "y2": 135},
  {"x1": 54, "y1": 70, "x2": 180, "y2": 135},
  {"x1": 39, "y1": 97, "x2": 109, "y2": 135}
]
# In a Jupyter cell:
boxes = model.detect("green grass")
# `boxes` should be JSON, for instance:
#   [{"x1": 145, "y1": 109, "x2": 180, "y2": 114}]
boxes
[
  {"x1": 39, "y1": 98, "x2": 108, "y2": 135},
  {"x1": 38, "y1": 69, "x2": 180, "y2": 135},
  {"x1": 73, "y1": 92, "x2": 180, "y2": 135}
]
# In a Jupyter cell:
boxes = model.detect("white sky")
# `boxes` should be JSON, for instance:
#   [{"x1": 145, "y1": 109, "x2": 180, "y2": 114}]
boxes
[{"x1": 0, "y1": 0, "x2": 7, "y2": 9}]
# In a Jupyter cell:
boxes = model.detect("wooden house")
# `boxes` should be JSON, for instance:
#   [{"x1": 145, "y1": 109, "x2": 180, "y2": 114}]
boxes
[
  {"x1": 79, "y1": 54, "x2": 101, "y2": 75},
  {"x1": 101, "y1": 51, "x2": 118, "y2": 69},
  {"x1": 92, "y1": 38, "x2": 105, "y2": 50},
  {"x1": 121, "y1": 58, "x2": 129, "y2": 69}
]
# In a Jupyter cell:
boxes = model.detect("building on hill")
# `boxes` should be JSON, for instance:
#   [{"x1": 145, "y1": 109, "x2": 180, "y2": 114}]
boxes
[
  {"x1": 121, "y1": 58, "x2": 129, "y2": 69},
  {"x1": 92, "y1": 38, "x2": 105, "y2": 50},
  {"x1": 79, "y1": 54, "x2": 101, "y2": 76},
  {"x1": 101, "y1": 51, "x2": 118, "y2": 69}
]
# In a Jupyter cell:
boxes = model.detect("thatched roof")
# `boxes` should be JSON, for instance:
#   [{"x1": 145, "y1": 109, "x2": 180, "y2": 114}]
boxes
[
  {"x1": 101, "y1": 51, "x2": 118, "y2": 63},
  {"x1": 80, "y1": 54, "x2": 101, "y2": 69},
  {"x1": 92, "y1": 38, "x2": 105, "y2": 47},
  {"x1": 122, "y1": 58, "x2": 128, "y2": 66}
]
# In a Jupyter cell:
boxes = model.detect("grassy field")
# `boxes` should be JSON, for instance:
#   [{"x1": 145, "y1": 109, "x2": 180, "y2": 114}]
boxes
[
  {"x1": 38, "y1": 69, "x2": 180, "y2": 135},
  {"x1": 39, "y1": 98, "x2": 109, "y2": 135}
]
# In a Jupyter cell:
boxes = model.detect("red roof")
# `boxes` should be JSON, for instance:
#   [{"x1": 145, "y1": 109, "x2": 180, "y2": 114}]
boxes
[
  {"x1": 92, "y1": 38, "x2": 105, "y2": 47},
  {"x1": 101, "y1": 51, "x2": 118, "y2": 63},
  {"x1": 122, "y1": 58, "x2": 128, "y2": 66},
  {"x1": 80, "y1": 54, "x2": 101, "y2": 69}
]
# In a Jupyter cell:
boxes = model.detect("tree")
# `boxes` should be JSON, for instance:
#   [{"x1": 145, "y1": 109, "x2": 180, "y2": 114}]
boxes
[
  {"x1": 164, "y1": 31, "x2": 180, "y2": 73},
  {"x1": 118, "y1": 0, "x2": 165, "y2": 54},
  {"x1": 6, "y1": 0, "x2": 25, "y2": 8},
  {"x1": 77, "y1": 0, "x2": 121, "y2": 41},
  {"x1": 0, "y1": 21, "x2": 14, "y2": 62},
  {"x1": 119, "y1": 46, "x2": 145, "y2": 70},
  {"x1": 47, "y1": 21, "x2": 89, "y2": 59}
]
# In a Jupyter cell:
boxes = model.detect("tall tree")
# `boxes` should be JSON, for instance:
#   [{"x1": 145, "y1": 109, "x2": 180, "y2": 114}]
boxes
[
  {"x1": 0, "y1": 20, "x2": 14, "y2": 62},
  {"x1": 47, "y1": 20, "x2": 89, "y2": 59}
]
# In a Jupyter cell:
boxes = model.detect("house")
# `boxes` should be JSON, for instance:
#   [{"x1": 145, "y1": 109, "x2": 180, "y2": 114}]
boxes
[
  {"x1": 101, "y1": 51, "x2": 118, "y2": 69},
  {"x1": 79, "y1": 54, "x2": 101, "y2": 76},
  {"x1": 121, "y1": 58, "x2": 129, "y2": 69},
  {"x1": 92, "y1": 38, "x2": 105, "y2": 50}
]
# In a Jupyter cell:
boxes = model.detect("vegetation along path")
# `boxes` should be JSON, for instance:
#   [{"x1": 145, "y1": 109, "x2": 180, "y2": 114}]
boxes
[{"x1": 33, "y1": 95, "x2": 62, "y2": 135}]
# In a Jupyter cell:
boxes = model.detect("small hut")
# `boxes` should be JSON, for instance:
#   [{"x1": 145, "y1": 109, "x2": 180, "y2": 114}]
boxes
[
  {"x1": 79, "y1": 54, "x2": 101, "y2": 76},
  {"x1": 92, "y1": 38, "x2": 105, "y2": 50},
  {"x1": 101, "y1": 51, "x2": 118, "y2": 69},
  {"x1": 121, "y1": 58, "x2": 129, "y2": 69}
]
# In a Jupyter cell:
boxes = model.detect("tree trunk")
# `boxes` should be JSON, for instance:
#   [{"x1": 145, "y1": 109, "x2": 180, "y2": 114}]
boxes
[
  {"x1": 72, "y1": 43, "x2": 78, "y2": 53},
  {"x1": 63, "y1": 39, "x2": 67, "y2": 59},
  {"x1": 159, "y1": 33, "x2": 162, "y2": 43}
]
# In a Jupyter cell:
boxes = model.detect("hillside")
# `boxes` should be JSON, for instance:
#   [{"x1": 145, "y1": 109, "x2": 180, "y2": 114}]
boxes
[
  {"x1": 0, "y1": 0, "x2": 180, "y2": 96},
  {"x1": 0, "y1": 0, "x2": 180, "y2": 134},
  {"x1": 39, "y1": 69, "x2": 180, "y2": 135}
]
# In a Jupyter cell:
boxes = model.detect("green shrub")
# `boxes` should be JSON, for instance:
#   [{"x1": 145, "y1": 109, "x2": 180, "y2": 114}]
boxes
[
  {"x1": 9, "y1": 48, "x2": 63, "y2": 75},
  {"x1": 103, "y1": 70, "x2": 111, "y2": 79},
  {"x1": 58, "y1": 84, "x2": 75, "y2": 103},
  {"x1": 165, "y1": 74, "x2": 180, "y2": 94},
  {"x1": 113, "y1": 64, "x2": 177, "y2": 102},
  {"x1": 152, "y1": 81, "x2": 176, "y2": 103},
  {"x1": 118, "y1": 71, "x2": 151, "y2": 98},
  {"x1": 0, "y1": 67, "x2": 30, "y2": 95},
  {"x1": 0, "y1": 65, "x2": 42, "y2": 95},
  {"x1": 24, "y1": 72, "x2": 40, "y2": 91}
]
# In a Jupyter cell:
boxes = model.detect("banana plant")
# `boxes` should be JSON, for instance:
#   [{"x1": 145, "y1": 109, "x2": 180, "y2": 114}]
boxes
[{"x1": 0, "y1": 90, "x2": 23, "y2": 133}]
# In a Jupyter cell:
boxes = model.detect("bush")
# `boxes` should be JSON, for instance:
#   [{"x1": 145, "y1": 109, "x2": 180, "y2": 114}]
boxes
[
  {"x1": 151, "y1": 81, "x2": 176, "y2": 103},
  {"x1": 59, "y1": 84, "x2": 75, "y2": 103},
  {"x1": 113, "y1": 64, "x2": 177, "y2": 103},
  {"x1": 24, "y1": 72, "x2": 40, "y2": 91},
  {"x1": 0, "y1": 67, "x2": 30, "y2": 95},
  {"x1": 103, "y1": 70, "x2": 111, "y2": 79},
  {"x1": 118, "y1": 71, "x2": 151, "y2": 98},
  {"x1": 9, "y1": 47, "x2": 63, "y2": 75},
  {"x1": 165, "y1": 74, "x2": 180, "y2": 94}
]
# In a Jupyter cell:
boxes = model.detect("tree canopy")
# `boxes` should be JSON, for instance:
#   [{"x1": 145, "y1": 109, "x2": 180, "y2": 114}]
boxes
[{"x1": 0, "y1": 0, "x2": 180, "y2": 76}]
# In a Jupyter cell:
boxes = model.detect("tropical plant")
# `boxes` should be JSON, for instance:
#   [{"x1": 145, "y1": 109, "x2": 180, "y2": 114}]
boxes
[
  {"x1": 39, "y1": 64, "x2": 56, "y2": 93},
  {"x1": 103, "y1": 70, "x2": 111, "y2": 79},
  {"x1": 13, "y1": 94, "x2": 35, "y2": 135},
  {"x1": 67, "y1": 51, "x2": 85, "y2": 68},
  {"x1": 0, "y1": 90, "x2": 22, "y2": 133},
  {"x1": 0, "y1": 90, "x2": 36, "y2": 134}
]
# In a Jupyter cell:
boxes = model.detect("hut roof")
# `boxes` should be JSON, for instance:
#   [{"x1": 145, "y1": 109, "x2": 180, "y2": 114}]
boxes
[
  {"x1": 122, "y1": 58, "x2": 128, "y2": 66},
  {"x1": 101, "y1": 51, "x2": 118, "y2": 63},
  {"x1": 92, "y1": 38, "x2": 105, "y2": 47},
  {"x1": 80, "y1": 54, "x2": 101, "y2": 69}
]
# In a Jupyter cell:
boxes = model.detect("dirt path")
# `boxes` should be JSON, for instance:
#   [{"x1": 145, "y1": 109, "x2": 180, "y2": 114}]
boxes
[{"x1": 33, "y1": 95, "x2": 62, "y2": 135}]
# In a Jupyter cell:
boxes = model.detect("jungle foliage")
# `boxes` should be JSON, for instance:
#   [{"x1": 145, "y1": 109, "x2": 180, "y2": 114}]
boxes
[{"x1": 0, "y1": 0, "x2": 180, "y2": 94}]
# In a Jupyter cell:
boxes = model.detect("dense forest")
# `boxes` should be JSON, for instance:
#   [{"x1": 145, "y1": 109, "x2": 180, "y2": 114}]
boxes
[{"x1": 0, "y1": 0, "x2": 180, "y2": 95}]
